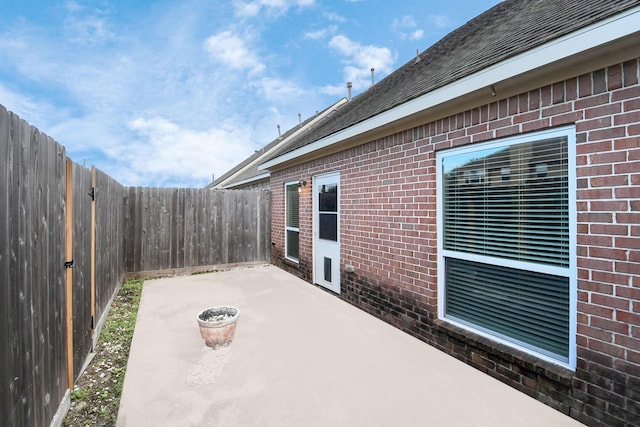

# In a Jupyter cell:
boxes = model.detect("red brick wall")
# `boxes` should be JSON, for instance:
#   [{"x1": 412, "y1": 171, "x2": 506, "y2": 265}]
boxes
[{"x1": 270, "y1": 59, "x2": 640, "y2": 426}]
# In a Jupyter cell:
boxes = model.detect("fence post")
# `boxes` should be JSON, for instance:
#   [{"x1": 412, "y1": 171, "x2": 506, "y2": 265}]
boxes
[
  {"x1": 90, "y1": 166, "x2": 96, "y2": 338},
  {"x1": 64, "y1": 158, "x2": 74, "y2": 389}
]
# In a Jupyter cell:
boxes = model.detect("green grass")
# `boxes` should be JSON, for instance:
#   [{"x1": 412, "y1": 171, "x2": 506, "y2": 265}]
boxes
[
  {"x1": 64, "y1": 279, "x2": 143, "y2": 427},
  {"x1": 70, "y1": 388, "x2": 88, "y2": 401}
]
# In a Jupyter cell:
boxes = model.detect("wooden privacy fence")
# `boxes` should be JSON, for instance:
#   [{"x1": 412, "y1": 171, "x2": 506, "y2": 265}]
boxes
[
  {"x1": 0, "y1": 105, "x2": 127, "y2": 426},
  {"x1": 0, "y1": 105, "x2": 271, "y2": 427},
  {"x1": 124, "y1": 187, "x2": 271, "y2": 277},
  {"x1": 66, "y1": 162, "x2": 126, "y2": 384}
]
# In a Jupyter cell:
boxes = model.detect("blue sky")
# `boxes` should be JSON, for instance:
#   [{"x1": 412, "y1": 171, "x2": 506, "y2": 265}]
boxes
[{"x1": 1, "y1": 0, "x2": 501, "y2": 187}]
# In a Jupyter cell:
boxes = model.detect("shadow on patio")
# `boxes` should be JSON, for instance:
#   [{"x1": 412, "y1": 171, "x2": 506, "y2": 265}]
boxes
[{"x1": 117, "y1": 265, "x2": 582, "y2": 427}]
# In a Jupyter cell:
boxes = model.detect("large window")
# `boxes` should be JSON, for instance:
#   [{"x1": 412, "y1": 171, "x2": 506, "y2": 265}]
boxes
[
  {"x1": 285, "y1": 181, "x2": 300, "y2": 261},
  {"x1": 437, "y1": 127, "x2": 576, "y2": 368}
]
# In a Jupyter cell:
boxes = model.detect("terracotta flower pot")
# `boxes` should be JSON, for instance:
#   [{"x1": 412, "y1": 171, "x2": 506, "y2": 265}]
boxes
[{"x1": 196, "y1": 306, "x2": 240, "y2": 349}]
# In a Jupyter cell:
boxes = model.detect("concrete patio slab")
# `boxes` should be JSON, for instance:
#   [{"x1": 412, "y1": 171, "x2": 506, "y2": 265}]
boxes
[{"x1": 117, "y1": 265, "x2": 583, "y2": 427}]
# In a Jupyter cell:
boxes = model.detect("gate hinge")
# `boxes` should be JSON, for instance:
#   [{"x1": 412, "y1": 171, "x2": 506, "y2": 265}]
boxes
[
  {"x1": 64, "y1": 259, "x2": 75, "y2": 269},
  {"x1": 88, "y1": 187, "x2": 95, "y2": 201}
]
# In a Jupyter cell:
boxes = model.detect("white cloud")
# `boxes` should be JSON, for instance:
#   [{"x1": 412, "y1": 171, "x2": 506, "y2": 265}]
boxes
[
  {"x1": 428, "y1": 14, "x2": 452, "y2": 29},
  {"x1": 0, "y1": 84, "x2": 52, "y2": 127},
  {"x1": 394, "y1": 15, "x2": 417, "y2": 29},
  {"x1": 409, "y1": 29, "x2": 424, "y2": 40},
  {"x1": 48, "y1": 115, "x2": 121, "y2": 156},
  {"x1": 0, "y1": 0, "x2": 347, "y2": 187},
  {"x1": 392, "y1": 15, "x2": 424, "y2": 41},
  {"x1": 123, "y1": 116, "x2": 255, "y2": 187},
  {"x1": 255, "y1": 77, "x2": 307, "y2": 103},
  {"x1": 62, "y1": 1, "x2": 116, "y2": 45},
  {"x1": 64, "y1": 1, "x2": 83, "y2": 13},
  {"x1": 0, "y1": 7, "x2": 266, "y2": 187},
  {"x1": 233, "y1": 0, "x2": 315, "y2": 18},
  {"x1": 64, "y1": 14, "x2": 115, "y2": 44},
  {"x1": 204, "y1": 30, "x2": 265, "y2": 75},
  {"x1": 328, "y1": 35, "x2": 394, "y2": 89},
  {"x1": 0, "y1": 15, "x2": 132, "y2": 111},
  {"x1": 304, "y1": 25, "x2": 337, "y2": 40},
  {"x1": 319, "y1": 82, "x2": 349, "y2": 97},
  {"x1": 323, "y1": 11, "x2": 346, "y2": 23}
]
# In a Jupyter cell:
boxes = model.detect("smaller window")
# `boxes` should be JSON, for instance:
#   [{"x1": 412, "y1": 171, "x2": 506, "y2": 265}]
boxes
[
  {"x1": 318, "y1": 183, "x2": 338, "y2": 241},
  {"x1": 285, "y1": 182, "x2": 300, "y2": 262}
]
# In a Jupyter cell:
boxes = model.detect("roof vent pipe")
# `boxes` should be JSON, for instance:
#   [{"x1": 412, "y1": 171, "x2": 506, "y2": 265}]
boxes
[
  {"x1": 298, "y1": 113, "x2": 302, "y2": 126},
  {"x1": 277, "y1": 124, "x2": 281, "y2": 137},
  {"x1": 415, "y1": 49, "x2": 420, "y2": 64},
  {"x1": 347, "y1": 81, "x2": 352, "y2": 101},
  {"x1": 371, "y1": 67, "x2": 375, "y2": 86}
]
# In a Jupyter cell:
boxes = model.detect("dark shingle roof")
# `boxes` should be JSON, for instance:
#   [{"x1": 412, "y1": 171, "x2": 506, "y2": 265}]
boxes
[{"x1": 265, "y1": 0, "x2": 640, "y2": 161}]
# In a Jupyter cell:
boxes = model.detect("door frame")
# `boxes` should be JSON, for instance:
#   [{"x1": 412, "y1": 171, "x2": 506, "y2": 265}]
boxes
[{"x1": 312, "y1": 172, "x2": 341, "y2": 294}]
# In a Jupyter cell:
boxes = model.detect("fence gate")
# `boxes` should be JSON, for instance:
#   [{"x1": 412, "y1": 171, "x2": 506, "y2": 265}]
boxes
[{"x1": 65, "y1": 159, "x2": 96, "y2": 383}]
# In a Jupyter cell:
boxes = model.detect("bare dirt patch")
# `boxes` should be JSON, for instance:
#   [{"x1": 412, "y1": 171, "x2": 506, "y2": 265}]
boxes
[{"x1": 63, "y1": 279, "x2": 143, "y2": 427}]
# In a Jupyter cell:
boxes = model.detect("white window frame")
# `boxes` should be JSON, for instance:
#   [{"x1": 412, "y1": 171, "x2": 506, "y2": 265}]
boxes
[
  {"x1": 436, "y1": 126, "x2": 577, "y2": 370},
  {"x1": 285, "y1": 180, "x2": 300, "y2": 263}
]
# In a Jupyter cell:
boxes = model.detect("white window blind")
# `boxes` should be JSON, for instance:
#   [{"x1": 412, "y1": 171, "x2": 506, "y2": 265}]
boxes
[
  {"x1": 285, "y1": 182, "x2": 300, "y2": 261},
  {"x1": 442, "y1": 137, "x2": 569, "y2": 267},
  {"x1": 446, "y1": 258, "x2": 570, "y2": 360},
  {"x1": 286, "y1": 183, "x2": 299, "y2": 229},
  {"x1": 438, "y1": 130, "x2": 574, "y2": 366}
]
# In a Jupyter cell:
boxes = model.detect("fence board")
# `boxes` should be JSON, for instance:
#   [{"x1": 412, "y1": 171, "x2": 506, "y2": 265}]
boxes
[
  {"x1": 48, "y1": 133, "x2": 67, "y2": 426},
  {"x1": 194, "y1": 189, "x2": 203, "y2": 266},
  {"x1": 94, "y1": 168, "x2": 125, "y2": 333},
  {"x1": 31, "y1": 127, "x2": 45, "y2": 425},
  {"x1": 214, "y1": 190, "x2": 224, "y2": 264},
  {"x1": 0, "y1": 106, "x2": 8, "y2": 425},
  {"x1": 160, "y1": 189, "x2": 171, "y2": 269},
  {"x1": 246, "y1": 191, "x2": 257, "y2": 262},
  {"x1": 169, "y1": 189, "x2": 178, "y2": 268},
  {"x1": 0, "y1": 105, "x2": 12, "y2": 426},
  {"x1": 261, "y1": 189, "x2": 271, "y2": 263},
  {"x1": 184, "y1": 188, "x2": 193, "y2": 267},
  {"x1": 7, "y1": 112, "x2": 23, "y2": 427},
  {"x1": 176, "y1": 188, "x2": 185, "y2": 268},
  {"x1": 148, "y1": 187, "x2": 156, "y2": 271},
  {"x1": 126, "y1": 187, "x2": 135, "y2": 272},
  {"x1": 125, "y1": 186, "x2": 138, "y2": 273},
  {"x1": 17, "y1": 114, "x2": 35, "y2": 427},
  {"x1": 91, "y1": 168, "x2": 96, "y2": 338},
  {"x1": 31, "y1": 128, "x2": 44, "y2": 426},
  {"x1": 64, "y1": 158, "x2": 74, "y2": 393},
  {"x1": 71, "y1": 163, "x2": 92, "y2": 380},
  {"x1": 36, "y1": 128, "x2": 66, "y2": 425}
]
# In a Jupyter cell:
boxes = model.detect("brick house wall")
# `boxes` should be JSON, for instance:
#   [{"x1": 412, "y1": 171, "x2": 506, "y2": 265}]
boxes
[{"x1": 269, "y1": 58, "x2": 640, "y2": 426}]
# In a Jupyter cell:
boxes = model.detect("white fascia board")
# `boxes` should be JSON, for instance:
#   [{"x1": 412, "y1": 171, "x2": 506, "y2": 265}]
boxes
[
  {"x1": 261, "y1": 6, "x2": 640, "y2": 170},
  {"x1": 223, "y1": 172, "x2": 270, "y2": 189}
]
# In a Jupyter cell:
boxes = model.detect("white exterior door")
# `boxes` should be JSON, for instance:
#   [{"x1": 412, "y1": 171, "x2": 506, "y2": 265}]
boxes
[{"x1": 313, "y1": 172, "x2": 340, "y2": 294}]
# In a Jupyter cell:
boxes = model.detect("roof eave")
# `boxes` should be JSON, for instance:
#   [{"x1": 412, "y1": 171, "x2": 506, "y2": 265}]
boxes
[
  {"x1": 222, "y1": 173, "x2": 271, "y2": 189},
  {"x1": 214, "y1": 98, "x2": 347, "y2": 188},
  {"x1": 259, "y1": 5, "x2": 640, "y2": 171}
]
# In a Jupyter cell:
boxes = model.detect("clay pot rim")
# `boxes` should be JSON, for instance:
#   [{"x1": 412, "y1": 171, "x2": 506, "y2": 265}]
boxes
[{"x1": 197, "y1": 306, "x2": 240, "y2": 328}]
